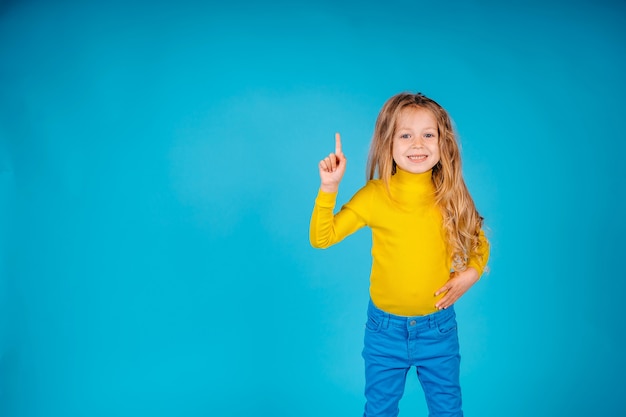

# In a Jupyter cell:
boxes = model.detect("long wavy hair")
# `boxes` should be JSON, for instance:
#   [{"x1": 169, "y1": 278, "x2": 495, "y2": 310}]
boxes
[{"x1": 366, "y1": 92, "x2": 485, "y2": 271}]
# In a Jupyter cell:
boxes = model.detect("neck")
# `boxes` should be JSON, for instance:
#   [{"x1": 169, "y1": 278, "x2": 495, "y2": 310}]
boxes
[
  {"x1": 393, "y1": 167, "x2": 433, "y2": 186},
  {"x1": 389, "y1": 168, "x2": 436, "y2": 206}
]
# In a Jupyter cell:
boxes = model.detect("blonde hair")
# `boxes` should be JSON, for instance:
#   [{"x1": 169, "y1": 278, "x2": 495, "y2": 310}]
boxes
[{"x1": 366, "y1": 92, "x2": 485, "y2": 271}]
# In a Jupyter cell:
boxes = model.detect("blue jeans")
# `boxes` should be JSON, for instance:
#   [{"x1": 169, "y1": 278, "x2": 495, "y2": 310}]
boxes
[{"x1": 362, "y1": 300, "x2": 463, "y2": 417}]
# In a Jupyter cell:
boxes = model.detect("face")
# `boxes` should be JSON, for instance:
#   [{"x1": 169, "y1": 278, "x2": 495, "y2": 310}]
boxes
[{"x1": 392, "y1": 107, "x2": 440, "y2": 174}]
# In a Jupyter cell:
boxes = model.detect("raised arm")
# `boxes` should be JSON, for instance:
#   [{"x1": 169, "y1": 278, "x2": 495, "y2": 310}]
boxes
[{"x1": 310, "y1": 133, "x2": 367, "y2": 248}]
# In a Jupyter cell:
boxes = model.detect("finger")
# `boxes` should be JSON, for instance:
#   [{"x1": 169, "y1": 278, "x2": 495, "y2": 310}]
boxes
[
  {"x1": 434, "y1": 284, "x2": 449, "y2": 297},
  {"x1": 329, "y1": 153, "x2": 337, "y2": 171},
  {"x1": 335, "y1": 132, "x2": 342, "y2": 156},
  {"x1": 435, "y1": 284, "x2": 454, "y2": 309},
  {"x1": 320, "y1": 158, "x2": 331, "y2": 172},
  {"x1": 436, "y1": 292, "x2": 455, "y2": 310}
]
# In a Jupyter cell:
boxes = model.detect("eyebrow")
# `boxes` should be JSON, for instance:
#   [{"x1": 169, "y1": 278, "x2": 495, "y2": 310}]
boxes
[{"x1": 397, "y1": 126, "x2": 438, "y2": 131}]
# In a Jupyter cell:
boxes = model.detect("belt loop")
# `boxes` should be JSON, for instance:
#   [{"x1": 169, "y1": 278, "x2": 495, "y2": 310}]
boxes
[{"x1": 382, "y1": 312, "x2": 390, "y2": 329}]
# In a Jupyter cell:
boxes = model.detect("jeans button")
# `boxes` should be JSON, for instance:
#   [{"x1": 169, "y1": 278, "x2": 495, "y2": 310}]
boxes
[{"x1": 409, "y1": 320, "x2": 416, "y2": 326}]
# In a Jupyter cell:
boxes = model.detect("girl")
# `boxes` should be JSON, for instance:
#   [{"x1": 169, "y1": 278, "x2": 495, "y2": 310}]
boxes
[{"x1": 310, "y1": 92, "x2": 489, "y2": 417}]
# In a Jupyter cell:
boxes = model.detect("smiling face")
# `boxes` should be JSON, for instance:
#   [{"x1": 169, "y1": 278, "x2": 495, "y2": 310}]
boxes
[{"x1": 392, "y1": 106, "x2": 441, "y2": 174}]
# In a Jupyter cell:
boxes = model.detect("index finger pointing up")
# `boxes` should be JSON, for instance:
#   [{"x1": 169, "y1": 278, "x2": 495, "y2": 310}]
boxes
[{"x1": 335, "y1": 132, "x2": 342, "y2": 155}]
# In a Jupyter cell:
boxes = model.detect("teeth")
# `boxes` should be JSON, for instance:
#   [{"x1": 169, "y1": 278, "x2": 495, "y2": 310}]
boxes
[{"x1": 408, "y1": 155, "x2": 426, "y2": 160}]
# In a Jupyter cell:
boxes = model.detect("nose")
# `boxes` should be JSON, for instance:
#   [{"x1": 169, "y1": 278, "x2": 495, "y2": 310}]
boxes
[{"x1": 410, "y1": 136, "x2": 424, "y2": 148}]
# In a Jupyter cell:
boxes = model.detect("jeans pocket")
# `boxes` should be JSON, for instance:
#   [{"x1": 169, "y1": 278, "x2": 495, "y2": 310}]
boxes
[
  {"x1": 436, "y1": 313, "x2": 458, "y2": 335},
  {"x1": 365, "y1": 314, "x2": 382, "y2": 333}
]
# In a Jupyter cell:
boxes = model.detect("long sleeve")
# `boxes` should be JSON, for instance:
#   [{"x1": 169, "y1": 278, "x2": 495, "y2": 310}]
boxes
[{"x1": 309, "y1": 187, "x2": 369, "y2": 249}]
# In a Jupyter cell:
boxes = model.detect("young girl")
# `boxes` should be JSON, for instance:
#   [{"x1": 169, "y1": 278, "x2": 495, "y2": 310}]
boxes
[{"x1": 310, "y1": 92, "x2": 489, "y2": 417}]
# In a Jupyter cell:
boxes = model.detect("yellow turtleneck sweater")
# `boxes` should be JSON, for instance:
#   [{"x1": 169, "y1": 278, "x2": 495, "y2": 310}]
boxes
[{"x1": 310, "y1": 168, "x2": 489, "y2": 316}]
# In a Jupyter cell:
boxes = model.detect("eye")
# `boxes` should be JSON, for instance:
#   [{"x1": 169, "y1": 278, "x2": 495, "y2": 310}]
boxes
[
  {"x1": 400, "y1": 133, "x2": 411, "y2": 139},
  {"x1": 424, "y1": 133, "x2": 437, "y2": 139}
]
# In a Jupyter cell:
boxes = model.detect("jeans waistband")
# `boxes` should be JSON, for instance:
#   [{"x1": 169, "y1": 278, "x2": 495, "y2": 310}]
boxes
[{"x1": 367, "y1": 299, "x2": 456, "y2": 329}]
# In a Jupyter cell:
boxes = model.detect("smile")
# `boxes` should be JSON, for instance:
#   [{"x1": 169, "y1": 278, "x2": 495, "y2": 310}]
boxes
[{"x1": 407, "y1": 155, "x2": 427, "y2": 162}]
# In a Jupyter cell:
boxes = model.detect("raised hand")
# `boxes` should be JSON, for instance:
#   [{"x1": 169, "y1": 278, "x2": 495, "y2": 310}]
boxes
[{"x1": 318, "y1": 132, "x2": 347, "y2": 193}]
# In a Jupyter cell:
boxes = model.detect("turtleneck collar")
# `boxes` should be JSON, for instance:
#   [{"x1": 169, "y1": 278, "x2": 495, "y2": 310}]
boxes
[{"x1": 389, "y1": 167, "x2": 436, "y2": 207}]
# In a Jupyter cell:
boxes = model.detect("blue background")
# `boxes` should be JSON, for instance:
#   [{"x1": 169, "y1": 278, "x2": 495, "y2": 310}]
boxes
[{"x1": 1, "y1": 0, "x2": 625, "y2": 416}]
